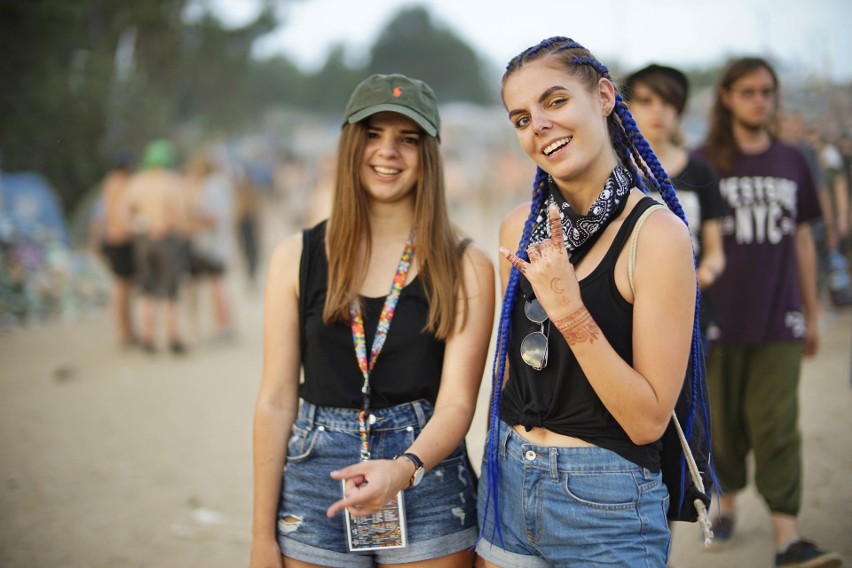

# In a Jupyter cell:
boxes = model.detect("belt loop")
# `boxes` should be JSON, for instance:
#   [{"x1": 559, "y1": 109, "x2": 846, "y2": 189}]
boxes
[
  {"x1": 412, "y1": 399, "x2": 428, "y2": 428},
  {"x1": 303, "y1": 400, "x2": 316, "y2": 428},
  {"x1": 549, "y1": 448, "x2": 559, "y2": 482},
  {"x1": 500, "y1": 423, "x2": 511, "y2": 461}
]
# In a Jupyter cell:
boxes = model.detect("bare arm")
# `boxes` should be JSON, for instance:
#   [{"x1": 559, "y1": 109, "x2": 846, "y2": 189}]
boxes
[
  {"x1": 795, "y1": 223, "x2": 820, "y2": 357},
  {"x1": 250, "y1": 235, "x2": 303, "y2": 567},
  {"x1": 327, "y1": 245, "x2": 495, "y2": 516},
  {"x1": 624, "y1": 208, "x2": 696, "y2": 440},
  {"x1": 696, "y1": 219, "x2": 725, "y2": 290},
  {"x1": 817, "y1": 184, "x2": 839, "y2": 250},
  {"x1": 832, "y1": 174, "x2": 849, "y2": 240}
]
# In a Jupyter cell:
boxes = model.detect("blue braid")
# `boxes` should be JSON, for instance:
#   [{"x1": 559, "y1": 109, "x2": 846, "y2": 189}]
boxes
[
  {"x1": 570, "y1": 55, "x2": 610, "y2": 76},
  {"x1": 507, "y1": 36, "x2": 585, "y2": 70},
  {"x1": 481, "y1": 167, "x2": 548, "y2": 546},
  {"x1": 610, "y1": 122, "x2": 646, "y2": 193},
  {"x1": 613, "y1": 99, "x2": 659, "y2": 196},
  {"x1": 611, "y1": 93, "x2": 688, "y2": 223}
]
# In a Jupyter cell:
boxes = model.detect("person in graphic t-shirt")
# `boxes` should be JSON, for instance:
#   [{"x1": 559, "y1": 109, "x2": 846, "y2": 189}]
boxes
[
  {"x1": 249, "y1": 74, "x2": 495, "y2": 568},
  {"x1": 696, "y1": 57, "x2": 842, "y2": 568},
  {"x1": 622, "y1": 64, "x2": 728, "y2": 334}
]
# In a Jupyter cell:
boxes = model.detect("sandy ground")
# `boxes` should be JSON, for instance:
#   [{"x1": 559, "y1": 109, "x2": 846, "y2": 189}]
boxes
[{"x1": 2, "y1": 201, "x2": 851, "y2": 567}]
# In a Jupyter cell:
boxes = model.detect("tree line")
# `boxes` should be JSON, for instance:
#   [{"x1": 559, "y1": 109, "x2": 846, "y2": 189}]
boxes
[{"x1": 0, "y1": 2, "x2": 493, "y2": 215}]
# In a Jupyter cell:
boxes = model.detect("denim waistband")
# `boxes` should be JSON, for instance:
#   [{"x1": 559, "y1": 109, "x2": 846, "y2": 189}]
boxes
[
  {"x1": 298, "y1": 399, "x2": 432, "y2": 432},
  {"x1": 498, "y1": 421, "x2": 653, "y2": 477}
]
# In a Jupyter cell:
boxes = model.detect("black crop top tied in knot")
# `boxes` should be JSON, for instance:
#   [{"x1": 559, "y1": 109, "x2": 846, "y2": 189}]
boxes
[
  {"x1": 298, "y1": 220, "x2": 445, "y2": 409},
  {"x1": 500, "y1": 197, "x2": 664, "y2": 471}
]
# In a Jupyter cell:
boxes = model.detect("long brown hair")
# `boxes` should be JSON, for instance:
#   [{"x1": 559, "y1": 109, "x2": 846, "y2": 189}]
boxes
[
  {"x1": 323, "y1": 120, "x2": 467, "y2": 340},
  {"x1": 703, "y1": 57, "x2": 779, "y2": 176}
]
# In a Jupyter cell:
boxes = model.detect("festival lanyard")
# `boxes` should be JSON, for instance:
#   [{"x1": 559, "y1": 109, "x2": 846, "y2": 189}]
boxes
[{"x1": 350, "y1": 235, "x2": 415, "y2": 462}]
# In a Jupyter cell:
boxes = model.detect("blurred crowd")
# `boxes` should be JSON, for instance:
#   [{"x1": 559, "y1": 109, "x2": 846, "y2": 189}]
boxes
[
  {"x1": 779, "y1": 116, "x2": 852, "y2": 306},
  {"x1": 1, "y1": 74, "x2": 851, "y2": 346},
  {"x1": 82, "y1": 139, "x2": 270, "y2": 353}
]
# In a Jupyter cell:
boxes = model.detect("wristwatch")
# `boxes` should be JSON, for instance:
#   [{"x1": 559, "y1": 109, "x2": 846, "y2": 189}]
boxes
[{"x1": 395, "y1": 452, "x2": 425, "y2": 488}]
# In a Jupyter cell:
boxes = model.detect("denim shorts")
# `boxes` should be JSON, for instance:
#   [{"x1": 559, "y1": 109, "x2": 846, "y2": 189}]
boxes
[
  {"x1": 476, "y1": 422, "x2": 670, "y2": 567},
  {"x1": 277, "y1": 399, "x2": 478, "y2": 567}
]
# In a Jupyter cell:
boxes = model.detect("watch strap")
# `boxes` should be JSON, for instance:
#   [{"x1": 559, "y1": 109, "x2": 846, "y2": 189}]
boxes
[
  {"x1": 397, "y1": 452, "x2": 423, "y2": 470},
  {"x1": 395, "y1": 452, "x2": 424, "y2": 487}
]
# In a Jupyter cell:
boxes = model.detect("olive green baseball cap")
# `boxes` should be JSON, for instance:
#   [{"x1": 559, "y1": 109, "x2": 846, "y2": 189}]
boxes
[{"x1": 343, "y1": 74, "x2": 441, "y2": 141}]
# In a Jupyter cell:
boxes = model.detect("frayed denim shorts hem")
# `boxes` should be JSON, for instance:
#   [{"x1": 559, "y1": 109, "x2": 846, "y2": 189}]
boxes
[
  {"x1": 476, "y1": 421, "x2": 670, "y2": 567},
  {"x1": 281, "y1": 527, "x2": 478, "y2": 568},
  {"x1": 276, "y1": 399, "x2": 478, "y2": 565}
]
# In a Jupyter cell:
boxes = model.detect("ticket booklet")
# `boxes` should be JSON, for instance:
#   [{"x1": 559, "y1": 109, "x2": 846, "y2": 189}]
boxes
[{"x1": 342, "y1": 483, "x2": 408, "y2": 552}]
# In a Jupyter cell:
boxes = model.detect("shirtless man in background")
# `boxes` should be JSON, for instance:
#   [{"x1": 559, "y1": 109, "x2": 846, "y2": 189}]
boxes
[
  {"x1": 98, "y1": 151, "x2": 137, "y2": 347},
  {"x1": 126, "y1": 139, "x2": 190, "y2": 354}
]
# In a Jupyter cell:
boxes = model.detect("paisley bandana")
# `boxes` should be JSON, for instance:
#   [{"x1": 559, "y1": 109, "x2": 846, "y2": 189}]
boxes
[{"x1": 528, "y1": 164, "x2": 633, "y2": 264}]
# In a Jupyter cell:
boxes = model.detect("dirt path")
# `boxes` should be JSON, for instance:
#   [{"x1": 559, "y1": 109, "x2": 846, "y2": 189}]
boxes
[{"x1": 1, "y1": 201, "x2": 850, "y2": 567}]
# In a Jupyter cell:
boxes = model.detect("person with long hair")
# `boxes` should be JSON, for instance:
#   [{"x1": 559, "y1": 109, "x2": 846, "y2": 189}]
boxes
[
  {"x1": 476, "y1": 36, "x2": 705, "y2": 566},
  {"x1": 250, "y1": 74, "x2": 495, "y2": 568},
  {"x1": 696, "y1": 58, "x2": 841, "y2": 568}
]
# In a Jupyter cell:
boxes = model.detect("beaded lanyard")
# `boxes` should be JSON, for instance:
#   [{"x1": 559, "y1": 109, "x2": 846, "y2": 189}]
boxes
[{"x1": 350, "y1": 235, "x2": 415, "y2": 462}]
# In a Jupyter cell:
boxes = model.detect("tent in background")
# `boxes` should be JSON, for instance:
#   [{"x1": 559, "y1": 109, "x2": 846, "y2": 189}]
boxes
[{"x1": 0, "y1": 171, "x2": 70, "y2": 245}]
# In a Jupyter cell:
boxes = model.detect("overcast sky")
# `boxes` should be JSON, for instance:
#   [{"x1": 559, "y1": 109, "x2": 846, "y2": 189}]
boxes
[{"x1": 210, "y1": 0, "x2": 851, "y2": 82}]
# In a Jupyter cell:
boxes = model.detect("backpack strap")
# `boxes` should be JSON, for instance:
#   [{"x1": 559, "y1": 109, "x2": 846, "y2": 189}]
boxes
[
  {"x1": 627, "y1": 203, "x2": 713, "y2": 545},
  {"x1": 627, "y1": 203, "x2": 666, "y2": 296},
  {"x1": 673, "y1": 410, "x2": 712, "y2": 545}
]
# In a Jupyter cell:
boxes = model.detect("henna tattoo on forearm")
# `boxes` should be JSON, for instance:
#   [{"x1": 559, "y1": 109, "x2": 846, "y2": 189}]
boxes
[{"x1": 553, "y1": 307, "x2": 600, "y2": 346}]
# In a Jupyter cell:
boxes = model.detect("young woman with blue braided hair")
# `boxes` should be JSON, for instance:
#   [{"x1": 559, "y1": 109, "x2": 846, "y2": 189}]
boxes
[{"x1": 476, "y1": 37, "x2": 704, "y2": 566}]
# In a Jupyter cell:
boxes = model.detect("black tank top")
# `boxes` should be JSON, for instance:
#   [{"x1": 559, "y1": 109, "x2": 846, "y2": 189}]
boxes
[
  {"x1": 298, "y1": 221, "x2": 445, "y2": 408},
  {"x1": 500, "y1": 197, "x2": 663, "y2": 471}
]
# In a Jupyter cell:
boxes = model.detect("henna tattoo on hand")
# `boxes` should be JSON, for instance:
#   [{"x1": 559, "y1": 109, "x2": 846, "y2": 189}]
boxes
[
  {"x1": 504, "y1": 250, "x2": 528, "y2": 274},
  {"x1": 553, "y1": 307, "x2": 600, "y2": 346},
  {"x1": 550, "y1": 278, "x2": 564, "y2": 294}
]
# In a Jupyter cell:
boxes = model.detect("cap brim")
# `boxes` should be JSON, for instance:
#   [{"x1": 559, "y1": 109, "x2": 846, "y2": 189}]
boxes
[{"x1": 347, "y1": 104, "x2": 438, "y2": 139}]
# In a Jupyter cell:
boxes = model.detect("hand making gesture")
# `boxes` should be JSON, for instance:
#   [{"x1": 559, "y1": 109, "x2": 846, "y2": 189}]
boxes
[
  {"x1": 326, "y1": 459, "x2": 410, "y2": 518},
  {"x1": 502, "y1": 203, "x2": 595, "y2": 335}
]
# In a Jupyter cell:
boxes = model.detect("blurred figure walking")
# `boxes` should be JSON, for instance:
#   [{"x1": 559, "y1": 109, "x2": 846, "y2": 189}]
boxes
[
  {"x1": 97, "y1": 151, "x2": 138, "y2": 347},
  {"x1": 126, "y1": 140, "x2": 190, "y2": 354},
  {"x1": 816, "y1": 135, "x2": 852, "y2": 306},
  {"x1": 234, "y1": 171, "x2": 261, "y2": 290},
  {"x1": 186, "y1": 151, "x2": 236, "y2": 341}
]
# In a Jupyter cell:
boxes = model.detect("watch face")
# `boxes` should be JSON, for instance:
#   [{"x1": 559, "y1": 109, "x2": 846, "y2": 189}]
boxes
[{"x1": 412, "y1": 467, "x2": 425, "y2": 487}]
